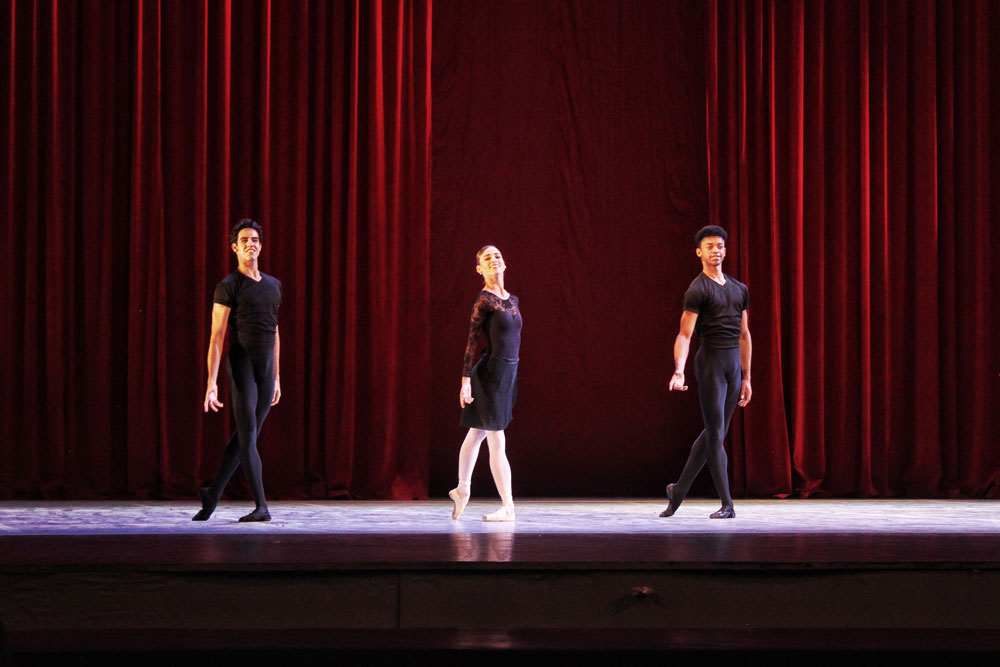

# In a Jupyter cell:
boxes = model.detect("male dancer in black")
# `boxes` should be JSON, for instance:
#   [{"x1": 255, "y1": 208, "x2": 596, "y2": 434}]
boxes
[
  {"x1": 660, "y1": 225, "x2": 751, "y2": 519},
  {"x1": 193, "y1": 218, "x2": 281, "y2": 522}
]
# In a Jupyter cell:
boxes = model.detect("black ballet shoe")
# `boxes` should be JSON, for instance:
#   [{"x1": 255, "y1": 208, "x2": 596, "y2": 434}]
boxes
[
  {"x1": 659, "y1": 483, "x2": 682, "y2": 518},
  {"x1": 192, "y1": 487, "x2": 217, "y2": 521},
  {"x1": 709, "y1": 506, "x2": 735, "y2": 519},
  {"x1": 238, "y1": 508, "x2": 271, "y2": 522}
]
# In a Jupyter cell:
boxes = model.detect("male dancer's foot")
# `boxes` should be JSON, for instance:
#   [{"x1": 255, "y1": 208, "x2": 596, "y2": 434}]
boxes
[
  {"x1": 658, "y1": 483, "x2": 682, "y2": 517},
  {"x1": 192, "y1": 487, "x2": 217, "y2": 521},
  {"x1": 709, "y1": 505, "x2": 735, "y2": 519},
  {"x1": 482, "y1": 504, "x2": 515, "y2": 522},
  {"x1": 449, "y1": 485, "x2": 470, "y2": 520},
  {"x1": 238, "y1": 507, "x2": 271, "y2": 522}
]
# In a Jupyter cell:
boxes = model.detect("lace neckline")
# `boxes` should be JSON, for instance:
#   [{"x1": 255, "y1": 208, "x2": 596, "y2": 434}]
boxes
[{"x1": 481, "y1": 289, "x2": 511, "y2": 301}]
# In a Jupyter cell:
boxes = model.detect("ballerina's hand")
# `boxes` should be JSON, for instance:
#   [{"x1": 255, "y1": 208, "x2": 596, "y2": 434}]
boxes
[{"x1": 459, "y1": 383, "x2": 474, "y2": 408}]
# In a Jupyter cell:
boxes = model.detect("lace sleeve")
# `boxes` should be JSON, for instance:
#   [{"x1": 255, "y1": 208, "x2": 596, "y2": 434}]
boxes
[{"x1": 462, "y1": 294, "x2": 490, "y2": 377}]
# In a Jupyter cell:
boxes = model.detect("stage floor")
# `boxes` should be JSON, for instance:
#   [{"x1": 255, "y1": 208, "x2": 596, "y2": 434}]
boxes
[
  {"x1": 3, "y1": 497, "x2": 999, "y2": 536},
  {"x1": 1, "y1": 498, "x2": 998, "y2": 566},
  {"x1": 2, "y1": 499, "x2": 999, "y2": 658}
]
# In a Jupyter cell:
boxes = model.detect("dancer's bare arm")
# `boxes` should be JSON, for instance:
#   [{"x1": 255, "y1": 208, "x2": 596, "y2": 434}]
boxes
[
  {"x1": 738, "y1": 311, "x2": 752, "y2": 407},
  {"x1": 669, "y1": 311, "x2": 698, "y2": 392},
  {"x1": 271, "y1": 326, "x2": 281, "y2": 405},
  {"x1": 204, "y1": 303, "x2": 230, "y2": 412}
]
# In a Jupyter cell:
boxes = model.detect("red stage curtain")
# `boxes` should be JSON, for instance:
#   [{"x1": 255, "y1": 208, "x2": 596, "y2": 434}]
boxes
[
  {"x1": 1, "y1": 0, "x2": 431, "y2": 500},
  {"x1": 431, "y1": 0, "x2": 999, "y2": 498},
  {"x1": 707, "y1": 0, "x2": 1000, "y2": 497},
  {"x1": 3, "y1": 0, "x2": 998, "y2": 501}
]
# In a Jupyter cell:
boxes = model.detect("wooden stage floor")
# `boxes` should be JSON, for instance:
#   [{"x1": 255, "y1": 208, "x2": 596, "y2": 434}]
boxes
[{"x1": 1, "y1": 499, "x2": 999, "y2": 660}]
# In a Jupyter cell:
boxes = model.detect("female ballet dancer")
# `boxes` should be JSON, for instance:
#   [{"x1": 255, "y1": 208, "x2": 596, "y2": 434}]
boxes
[{"x1": 449, "y1": 245, "x2": 522, "y2": 522}]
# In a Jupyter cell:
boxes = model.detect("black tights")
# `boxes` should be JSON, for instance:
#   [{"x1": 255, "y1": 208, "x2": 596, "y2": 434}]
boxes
[
  {"x1": 205, "y1": 342, "x2": 274, "y2": 510},
  {"x1": 673, "y1": 346, "x2": 740, "y2": 507}
]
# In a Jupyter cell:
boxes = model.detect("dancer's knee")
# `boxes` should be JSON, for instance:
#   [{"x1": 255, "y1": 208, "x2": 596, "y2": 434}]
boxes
[
  {"x1": 462, "y1": 429, "x2": 487, "y2": 449},
  {"x1": 703, "y1": 429, "x2": 726, "y2": 450},
  {"x1": 237, "y1": 432, "x2": 258, "y2": 454},
  {"x1": 486, "y1": 430, "x2": 506, "y2": 452}
]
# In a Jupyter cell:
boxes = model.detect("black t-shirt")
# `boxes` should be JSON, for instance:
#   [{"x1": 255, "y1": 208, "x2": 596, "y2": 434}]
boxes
[
  {"x1": 682, "y1": 272, "x2": 748, "y2": 349},
  {"x1": 213, "y1": 271, "x2": 282, "y2": 347}
]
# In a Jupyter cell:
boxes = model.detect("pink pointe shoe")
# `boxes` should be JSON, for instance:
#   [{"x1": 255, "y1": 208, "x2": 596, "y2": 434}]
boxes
[
  {"x1": 449, "y1": 487, "x2": 470, "y2": 520},
  {"x1": 482, "y1": 505, "x2": 515, "y2": 522}
]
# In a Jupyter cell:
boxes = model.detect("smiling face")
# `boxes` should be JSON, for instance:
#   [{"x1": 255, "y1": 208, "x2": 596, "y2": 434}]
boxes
[
  {"x1": 232, "y1": 227, "x2": 261, "y2": 263},
  {"x1": 696, "y1": 236, "x2": 726, "y2": 268},
  {"x1": 476, "y1": 245, "x2": 506, "y2": 280}
]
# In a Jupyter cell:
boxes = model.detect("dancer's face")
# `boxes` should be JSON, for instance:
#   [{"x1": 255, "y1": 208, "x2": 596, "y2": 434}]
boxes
[
  {"x1": 232, "y1": 228, "x2": 261, "y2": 263},
  {"x1": 476, "y1": 246, "x2": 506, "y2": 280},
  {"x1": 696, "y1": 236, "x2": 725, "y2": 267}
]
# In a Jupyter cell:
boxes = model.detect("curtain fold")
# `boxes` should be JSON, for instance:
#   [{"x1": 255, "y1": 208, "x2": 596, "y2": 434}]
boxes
[
  {"x1": 708, "y1": 0, "x2": 1000, "y2": 498},
  {"x1": 1, "y1": 0, "x2": 431, "y2": 500}
]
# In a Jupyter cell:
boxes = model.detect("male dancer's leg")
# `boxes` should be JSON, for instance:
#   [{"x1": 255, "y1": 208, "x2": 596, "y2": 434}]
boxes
[
  {"x1": 202, "y1": 431, "x2": 241, "y2": 507},
  {"x1": 661, "y1": 347, "x2": 738, "y2": 517},
  {"x1": 232, "y1": 344, "x2": 274, "y2": 521},
  {"x1": 194, "y1": 343, "x2": 273, "y2": 521},
  {"x1": 700, "y1": 347, "x2": 740, "y2": 515}
]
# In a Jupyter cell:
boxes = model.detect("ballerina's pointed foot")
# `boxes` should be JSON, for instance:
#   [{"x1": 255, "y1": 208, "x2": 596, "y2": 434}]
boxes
[
  {"x1": 238, "y1": 508, "x2": 271, "y2": 522},
  {"x1": 449, "y1": 488, "x2": 470, "y2": 520},
  {"x1": 192, "y1": 487, "x2": 217, "y2": 521},
  {"x1": 710, "y1": 505, "x2": 735, "y2": 519},
  {"x1": 658, "y1": 483, "x2": 681, "y2": 518},
  {"x1": 482, "y1": 506, "x2": 515, "y2": 522}
]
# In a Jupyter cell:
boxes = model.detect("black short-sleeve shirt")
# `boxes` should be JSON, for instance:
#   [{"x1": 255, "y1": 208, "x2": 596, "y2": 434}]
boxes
[
  {"x1": 682, "y1": 273, "x2": 748, "y2": 349},
  {"x1": 213, "y1": 271, "x2": 282, "y2": 347}
]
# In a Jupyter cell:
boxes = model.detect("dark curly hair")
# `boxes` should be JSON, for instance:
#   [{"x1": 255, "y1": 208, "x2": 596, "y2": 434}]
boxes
[
  {"x1": 694, "y1": 225, "x2": 727, "y2": 247},
  {"x1": 230, "y1": 218, "x2": 263, "y2": 245}
]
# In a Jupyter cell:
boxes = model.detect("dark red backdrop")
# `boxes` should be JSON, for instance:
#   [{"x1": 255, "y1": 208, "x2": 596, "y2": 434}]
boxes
[
  {"x1": 1, "y1": 0, "x2": 431, "y2": 500},
  {"x1": 3, "y1": 0, "x2": 998, "y2": 500},
  {"x1": 429, "y1": 0, "x2": 714, "y2": 497}
]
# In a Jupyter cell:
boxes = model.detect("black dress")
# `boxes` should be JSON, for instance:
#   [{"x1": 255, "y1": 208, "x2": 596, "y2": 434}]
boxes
[{"x1": 460, "y1": 291, "x2": 522, "y2": 431}]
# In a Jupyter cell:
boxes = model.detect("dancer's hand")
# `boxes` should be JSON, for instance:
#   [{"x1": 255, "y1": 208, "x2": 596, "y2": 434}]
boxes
[
  {"x1": 271, "y1": 377, "x2": 281, "y2": 406},
  {"x1": 668, "y1": 371, "x2": 687, "y2": 391},
  {"x1": 459, "y1": 378, "x2": 474, "y2": 407},
  {"x1": 738, "y1": 378, "x2": 752, "y2": 407},
  {"x1": 204, "y1": 384, "x2": 223, "y2": 412}
]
